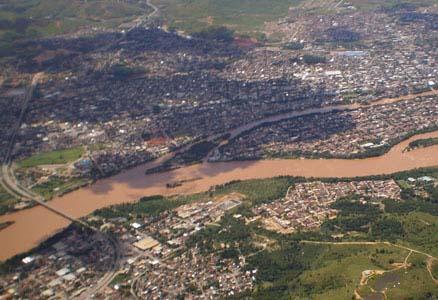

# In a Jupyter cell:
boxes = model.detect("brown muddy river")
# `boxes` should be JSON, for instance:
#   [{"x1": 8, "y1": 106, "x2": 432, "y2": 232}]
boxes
[{"x1": 0, "y1": 131, "x2": 437, "y2": 261}]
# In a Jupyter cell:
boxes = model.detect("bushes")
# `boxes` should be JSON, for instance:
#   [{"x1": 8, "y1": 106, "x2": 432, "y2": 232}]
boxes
[
  {"x1": 109, "y1": 64, "x2": 146, "y2": 80},
  {"x1": 371, "y1": 217, "x2": 404, "y2": 241},
  {"x1": 192, "y1": 26, "x2": 234, "y2": 43},
  {"x1": 323, "y1": 196, "x2": 381, "y2": 232},
  {"x1": 325, "y1": 27, "x2": 361, "y2": 43},
  {"x1": 214, "y1": 177, "x2": 296, "y2": 205},
  {"x1": 247, "y1": 241, "x2": 305, "y2": 282},
  {"x1": 283, "y1": 41, "x2": 304, "y2": 50},
  {"x1": 174, "y1": 140, "x2": 218, "y2": 164},
  {"x1": 407, "y1": 138, "x2": 438, "y2": 151},
  {"x1": 383, "y1": 199, "x2": 438, "y2": 216},
  {"x1": 302, "y1": 54, "x2": 326, "y2": 64},
  {"x1": 94, "y1": 195, "x2": 189, "y2": 219}
]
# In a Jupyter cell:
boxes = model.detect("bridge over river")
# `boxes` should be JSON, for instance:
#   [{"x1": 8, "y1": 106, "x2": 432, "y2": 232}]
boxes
[{"x1": 0, "y1": 130, "x2": 437, "y2": 260}]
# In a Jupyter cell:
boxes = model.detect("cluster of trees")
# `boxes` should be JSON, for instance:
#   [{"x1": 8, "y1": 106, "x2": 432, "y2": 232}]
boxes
[
  {"x1": 213, "y1": 176, "x2": 296, "y2": 206},
  {"x1": 370, "y1": 217, "x2": 404, "y2": 241},
  {"x1": 283, "y1": 42, "x2": 304, "y2": 50},
  {"x1": 383, "y1": 199, "x2": 438, "y2": 216},
  {"x1": 94, "y1": 195, "x2": 189, "y2": 219},
  {"x1": 186, "y1": 214, "x2": 254, "y2": 255},
  {"x1": 323, "y1": 196, "x2": 380, "y2": 233},
  {"x1": 192, "y1": 26, "x2": 235, "y2": 43},
  {"x1": 399, "y1": 12, "x2": 438, "y2": 29},
  {"x1": 173, "y1": 140, "x2": 218, "y2": 164},
  {"x1": 0, "y1": 18, "x2": 31, "y2": 33},
  {"x1": 109, "y1": 63, "x2": 146, "y2": 80},
  {"x1": 247, "y1": 241, "x2": 305, "y2": 282},
  {"x1": 407, "y1": 138, "x2": 438, "y2": 151},
  {"x1": 302, "y1": 54, "x2": 326, "y2": 64},
  {"x1": 325, "y1": 27, "x2": 361, "y2": 43},
  {"x1": 242, "y1": 240, "x2": 328, "y2": 299}
]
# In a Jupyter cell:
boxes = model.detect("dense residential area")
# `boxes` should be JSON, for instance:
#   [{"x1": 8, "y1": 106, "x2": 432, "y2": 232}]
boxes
[
  {"x1": 214, "y1": 95, "x2": 438, "y2": 160},
  {"x1": 1, "y1": 171, "x2": 437, "y2": 299},
  {"x1": 0, "y1": 0, "x2": 438, "y2": 299}
]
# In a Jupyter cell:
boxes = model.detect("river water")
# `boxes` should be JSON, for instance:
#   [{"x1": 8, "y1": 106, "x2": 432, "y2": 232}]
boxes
[{"x1": 0, "y1": 131, "x2": 437, "y2": 260}]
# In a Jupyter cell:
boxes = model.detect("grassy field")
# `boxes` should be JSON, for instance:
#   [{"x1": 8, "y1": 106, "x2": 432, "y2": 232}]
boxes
[
  {"x1": 31, "y1": 176, "x2": 88, "y2": 200},
  {"x1": 298, "y1": 244, "x2": 410, "y2": 299},
  {"x1": 0, "y1": 0, "x2": 148, "y2": 56},
  {"x1": 358, "y1": 252, "x2": 438, "y2": 299},
  {"x1": 153, "y1": 0, "x2": 438, "y2": 36},
  {"x1": 347, "y1": 0, "x2": 437, "y2": 10},
  {"x1": 17, "y1": 146, "x2": 84, "y2": 168},
  {"x1": 397, "y1": 212, "x2": 438, "y2": 257},
  {"x1": 89, "y1": 170, "x2": 438, "y2": 299},
  {"x1": 95, "y1": 176, "x2": 295, "y2": 219},
  {"x1": 154, "y1": 0, "x2": 302, "y2": 34},
  {"x1": 213, "y1": 177, "x2": 295, "y2": 205},
  {"x1": 246, "y1": 237, "x2": 438, "y2": 299}
]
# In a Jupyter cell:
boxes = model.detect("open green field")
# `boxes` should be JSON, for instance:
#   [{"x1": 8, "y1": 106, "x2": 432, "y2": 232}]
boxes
[
  {"x1": 397, "y1": 212, "x2": 438, "y2": 257},
  {"x1": 0, "y1": 0, "x2": 149, "y2": 56},
  {"x1": 299, "y1": 244, "x2": 408, "y2": 299},
  {"x1": 357, "y1": 251, "x2": 438, "y2": 299},
  {"x1": 154, "y1": 0, "x2": 302, "y2": 34},
  {"x1": 91, "y1": 169, "x2": 438, "y2": 298},
  {"x1": 2, "y1": 0, "x2": 436, "y2": 54},
  {"x1": 94, "y1": 176, "x2": 294, "y2": 220},
  {"x1": 153, "y1": 0, "x2": 438, "y2": 36},
  {"x1": 347, "y1": 0, "x2": 437, "y2": 11},
  {"x1": 17, "y1": 146, "x2": 84, "y2": 168},
  {"x1": 213, "y1": 177, "x2": 295, "y2": 205}
]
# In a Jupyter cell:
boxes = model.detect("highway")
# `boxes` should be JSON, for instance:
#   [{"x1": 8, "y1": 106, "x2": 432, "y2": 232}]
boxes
[
  {"x1": 0, "y1": 2, "x2": 161, "y2": 291},
  {"x1": 0, "y1": 73, "x2": 121, "y2": 299}
]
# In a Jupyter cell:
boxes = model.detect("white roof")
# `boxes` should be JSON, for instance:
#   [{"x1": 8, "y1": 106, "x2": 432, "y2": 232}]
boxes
[
  {"x1": 131, "y1": 222, "x2": 142, "y2": 229},
  {"x1": 56, "y1": 267, "x2": 71, "y2": 277},
  {"x1": 22, "y1": 256, "x2": 35, "y2": 264},
  {"x1": 62, "y1": 273, "x2": 76, "y2": 281}
]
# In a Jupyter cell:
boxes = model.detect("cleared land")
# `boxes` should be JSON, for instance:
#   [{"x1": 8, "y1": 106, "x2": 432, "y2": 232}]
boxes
[{"x1": 154, "y1": 0, "x2": 302, "y2": 34}]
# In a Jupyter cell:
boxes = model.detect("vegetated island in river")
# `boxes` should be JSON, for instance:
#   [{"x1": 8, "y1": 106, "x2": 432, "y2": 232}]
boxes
[
  {"x1": 0, "y1": 131, "x2": 437, "y2": 261},
  {"x1": 405, "y1": 137, "x2": 438, "y2": 152}
]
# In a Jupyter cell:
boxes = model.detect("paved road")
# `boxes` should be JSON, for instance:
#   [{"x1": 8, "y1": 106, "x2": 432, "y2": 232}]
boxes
[
  {"x1": 203, "y1": 88, "x2": 438, "y2": 161},
  {"x1": 78, "y1": 234, "x2": 122, "y2": 299},
  {"x1": 0, "y1": 73, "x2": 43, "y2": 202},
  {"x1": 0, "y1": 74, "x2": 121, "y2": 299}
]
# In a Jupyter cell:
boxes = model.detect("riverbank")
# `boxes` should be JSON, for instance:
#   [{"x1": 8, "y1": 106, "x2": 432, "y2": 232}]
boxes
[{"x1": 0, "y1": 131, "x2": 437, "y2": 260}]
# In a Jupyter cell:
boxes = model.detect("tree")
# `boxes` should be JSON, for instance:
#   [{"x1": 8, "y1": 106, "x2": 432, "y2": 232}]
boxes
[{"x1": 193, "y1": 26, "x2": 234, "y2": 43}]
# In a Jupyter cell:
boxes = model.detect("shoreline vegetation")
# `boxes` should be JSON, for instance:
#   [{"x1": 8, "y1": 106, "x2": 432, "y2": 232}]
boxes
[
  {"x1": 404, "y1": 137, "x2": 438, "y2": 152},
  {"x1": 2, "y1": 166, "x2": 438, "y2": 265},
  {"x1": 2, "y1": 167, "x2": 437, "y2": 299},
  {"x1": 220, "y1": 126, "x2": 438, "y2": 162},
  {"x1": 0, "y1": 221, "x2": 13, "y2": 232},
  {"x1": 146, "y1": 128, "x2": 438, "y2": 176},
  {"x1": 1, "y1": 130, "x2": 437, "y2": 218}
]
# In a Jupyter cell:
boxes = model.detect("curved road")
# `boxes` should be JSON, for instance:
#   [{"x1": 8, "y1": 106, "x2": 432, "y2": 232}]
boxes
[
  {"x1": 0, "y1": 74, "x2": 120, "y2": 298},
  {"x1": 300, "y1": 241, "x2": 438, "y2": 297},
  {"x1": 0, "y1": 89, "x2": 437, "y2": 263}
]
